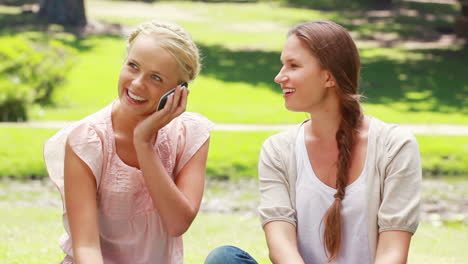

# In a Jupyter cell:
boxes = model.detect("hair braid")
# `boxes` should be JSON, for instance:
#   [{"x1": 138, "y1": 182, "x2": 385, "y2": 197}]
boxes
[{"x1": 323, "y1": 96, "x2": 361, "y2": 261}]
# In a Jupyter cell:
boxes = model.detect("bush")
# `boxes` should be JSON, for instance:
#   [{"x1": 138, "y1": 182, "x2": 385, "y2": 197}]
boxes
[{"x1": 0, "y1": 36, "x2": 74, "y2": 121}]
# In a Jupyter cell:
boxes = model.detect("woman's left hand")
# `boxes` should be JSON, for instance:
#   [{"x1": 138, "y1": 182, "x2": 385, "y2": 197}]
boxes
[{"x1": 133, "y1": 84, "x2": 189, "y2": 146}]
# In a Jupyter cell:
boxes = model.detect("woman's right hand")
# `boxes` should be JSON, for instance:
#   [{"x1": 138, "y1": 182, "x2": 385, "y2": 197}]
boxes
[{"x1": 133, "y1": 84, "x2": 189, "y2": 147}]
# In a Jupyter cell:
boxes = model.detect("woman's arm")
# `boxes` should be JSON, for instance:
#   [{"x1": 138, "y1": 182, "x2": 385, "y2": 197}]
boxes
[
  {"x1": 374, "y1": 230, "x2": 411, "y2": 264},
  {"x1": 132, "y1": 85, "x2": 209, "y2": 236},
  {"x1": 134, "y1": 138, "x2": 209, "y2": 237},
  {"x1": 64, "y1": 141, "x2": 103, "y2": 264},
  {"x1": 264, "y1": 221, "x2": 305, "y2": 264}
]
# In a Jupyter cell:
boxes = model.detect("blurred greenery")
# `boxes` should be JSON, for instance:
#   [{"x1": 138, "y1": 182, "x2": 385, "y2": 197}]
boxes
[{"x1": 0, "y1": 34, "x2": 75, "y2": 121}]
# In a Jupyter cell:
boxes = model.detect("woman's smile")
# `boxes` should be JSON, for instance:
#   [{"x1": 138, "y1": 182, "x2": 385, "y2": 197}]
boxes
[{"x1": 125, "y1": 89, "x2": 148, "y2": 104}]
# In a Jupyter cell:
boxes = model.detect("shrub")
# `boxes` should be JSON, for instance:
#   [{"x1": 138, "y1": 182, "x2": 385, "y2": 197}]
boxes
[{"x1": 0, "y1": 35, "x2": 74, "y2": 121}]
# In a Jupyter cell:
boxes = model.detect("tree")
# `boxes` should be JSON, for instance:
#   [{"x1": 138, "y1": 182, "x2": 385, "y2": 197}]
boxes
[
  {"x1": 368, "y1": 0, "x2": 392, "y2": 9},
  {"x1": 38, "y1": 0, "x2": 87, "y2": 27}
]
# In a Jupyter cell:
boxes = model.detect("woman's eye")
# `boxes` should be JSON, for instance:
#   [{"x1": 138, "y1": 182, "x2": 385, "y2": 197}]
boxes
[
  {"x1": 151, "y1": 74, "x2": 162, "y2": 81},
  {"x1": 129, "y1": 63, "x2": 138, "y2": 70},
  {"x1": 290, "y1": 64, "x2": 299, "y2": 68}
]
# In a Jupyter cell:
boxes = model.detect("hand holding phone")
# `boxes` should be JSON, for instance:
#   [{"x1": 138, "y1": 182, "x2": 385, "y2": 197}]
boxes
[{"x1": 157, "y1": 82, "x2": 188, "y2": 111}]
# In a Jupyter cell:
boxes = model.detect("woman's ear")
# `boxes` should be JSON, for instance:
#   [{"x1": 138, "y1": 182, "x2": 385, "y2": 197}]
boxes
[{"x1": 325, "y1": 71, "x2": 336, "y2": 88}]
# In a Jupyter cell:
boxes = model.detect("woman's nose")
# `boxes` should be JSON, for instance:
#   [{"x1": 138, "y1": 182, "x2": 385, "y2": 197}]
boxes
[
  {"x1": 274, "y1": 70, "x2": 288, "y2": 84},
  {"x1": 131, "y1": 74, "x2": 145, "y2": 89}
]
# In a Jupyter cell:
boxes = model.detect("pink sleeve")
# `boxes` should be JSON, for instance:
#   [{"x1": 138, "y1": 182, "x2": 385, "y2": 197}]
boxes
[
  {"x1": 44, "y1": 122, "x2": 104, "y2": 210},
  {"x1": 174, "y1": 112, "x2": 214, "y2": 175}
]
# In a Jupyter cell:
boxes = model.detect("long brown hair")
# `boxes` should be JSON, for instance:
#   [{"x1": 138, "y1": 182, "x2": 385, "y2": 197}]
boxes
[{"x1": 288, "y1": 20, "x2": 363, "y2": 261}]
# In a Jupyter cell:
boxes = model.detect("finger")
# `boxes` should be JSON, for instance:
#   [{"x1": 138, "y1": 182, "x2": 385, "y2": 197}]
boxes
[
  {"x1": 171, "y1": 85, "x2": 183, "y2": 112},
  {"x1": 178, "y1": 87, "x2": 188, "y2": 111},
  {"x1": 162, "y1": 92, "x2": 175, "y2": 114},
  {"x1": 171, "y1": 87, "x2": 187, "y2": 118}
]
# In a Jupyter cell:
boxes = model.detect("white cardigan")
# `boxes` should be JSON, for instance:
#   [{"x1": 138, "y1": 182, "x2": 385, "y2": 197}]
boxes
[{"x1": 258, "y1": 116, "x2": 422, "y2": 260}]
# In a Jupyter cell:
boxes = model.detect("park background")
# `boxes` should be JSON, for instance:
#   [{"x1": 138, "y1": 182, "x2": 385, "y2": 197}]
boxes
[{"x1": 0, "y1": 0, "x2": 467, "y2": 263}]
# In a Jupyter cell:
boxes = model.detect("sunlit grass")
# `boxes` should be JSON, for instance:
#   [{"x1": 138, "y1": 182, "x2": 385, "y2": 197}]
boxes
[
  {"x1": 1, "y1": 128, "x2": 467, "y2": 179},
  {"x1": 1, "y1": 205, "x2": 466, "y2": 264}
]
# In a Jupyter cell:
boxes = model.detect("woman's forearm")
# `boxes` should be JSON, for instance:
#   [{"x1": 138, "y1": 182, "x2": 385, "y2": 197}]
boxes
[
  {"x1": 374, "y1": 231, "x2": 411, "y2": 264},
  {"x1": 269, "y1": 246, "x2": 305, "y2": 264},
  {"x1": 264, "y1": 221, "x2": 306, "y2": 264},
  {"x1": 74, "y1": 247, "x2": 104, "y2": 264},
  {"x1": 134, "y1": 141, "x2": 200, "y2": 236}
]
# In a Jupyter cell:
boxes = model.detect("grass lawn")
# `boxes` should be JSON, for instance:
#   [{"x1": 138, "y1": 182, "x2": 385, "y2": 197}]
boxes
[
  {"x1": 0, "y1": 128, "x2": 467, "y2": 179},
  {"x1": 0, "y1": 206, "x2": 467, "y2": 264},
  {"x1": 1, "y1": 0, "x2": 466, "y2": 124}
]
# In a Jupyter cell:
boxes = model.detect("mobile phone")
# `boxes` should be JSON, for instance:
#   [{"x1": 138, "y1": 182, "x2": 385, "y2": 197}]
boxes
[{"x1": 157, "y1": 82, "x2": 188, "y2": 111}]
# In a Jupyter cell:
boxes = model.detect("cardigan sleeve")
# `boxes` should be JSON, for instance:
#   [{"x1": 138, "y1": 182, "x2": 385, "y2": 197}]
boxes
[
  {"x1": 258, "y1": 134, "x2": 297, "y2": 227},
  {"x1": 378, "y1": 126, "x2": 422, "y2": 234}
]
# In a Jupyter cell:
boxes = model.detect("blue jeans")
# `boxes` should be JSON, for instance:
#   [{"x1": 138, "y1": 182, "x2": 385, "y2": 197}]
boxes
[{"x1": 205, "y1": 245, "x2": 259, "y2": 264}]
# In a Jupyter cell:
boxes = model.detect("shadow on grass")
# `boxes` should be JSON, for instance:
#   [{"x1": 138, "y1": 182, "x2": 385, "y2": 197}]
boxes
[
  {"x1": 200, "y1": 43, "x2": 467, "y2": 114},
  {"x1": 331, "y1": 1, "x2": 460, "y2": 42},
  {"x1": 360, "y1": 46, "x2": 468, "y2": 113},
  {"x1": 199, "y1": 44, "x2": 281, "y2": 91},
  {"x1": 0, "y1": 10, "x2": 122, "y2": 52}
]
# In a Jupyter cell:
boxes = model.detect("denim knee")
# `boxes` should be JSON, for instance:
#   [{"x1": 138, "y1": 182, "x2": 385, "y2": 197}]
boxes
[{"x1": 205, "y1": 245, "x2": 257, "y2": 264}]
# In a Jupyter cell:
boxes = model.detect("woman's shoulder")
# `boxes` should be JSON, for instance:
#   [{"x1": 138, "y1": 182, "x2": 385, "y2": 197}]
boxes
[
  {"x1": 368, "y1": 116, "x2": 418, "y2": 156},
  {"x1": 370, "y1": 116, "x2": 416, "y2": 141},
  {"x1": 47, "y1": 104, "x2": 112, "y2": 145},
  {"x1": 261, "y1": 122, "x2": 304, "y2": 156},
  {"x1": 165, "y1": 112, "x2": 214, "y2": 134},
  {"x1": 178, "y1": 112, "x2": 213, "y2": 124}
]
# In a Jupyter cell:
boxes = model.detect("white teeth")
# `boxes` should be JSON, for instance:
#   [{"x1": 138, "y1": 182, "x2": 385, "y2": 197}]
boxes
[
  {"x1": 128, "y1": 90, "x2": 147, "y2": 101},
  {"x1": 283, "y1": 89, "x2": 296, "y2": 94}
]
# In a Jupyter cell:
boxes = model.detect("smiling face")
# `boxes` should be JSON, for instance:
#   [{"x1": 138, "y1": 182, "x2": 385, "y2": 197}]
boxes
[
  {"x1": 274, "y1": 35, "x2": 335, "y2": 113},
  {"x1": 117, "y1": 33, "x2": 179, "y2": 116}
]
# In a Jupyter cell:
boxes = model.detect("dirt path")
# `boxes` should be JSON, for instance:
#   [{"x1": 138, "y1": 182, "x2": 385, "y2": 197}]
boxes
[{"x1": 1, "y1": 121, "x2": 468, "y2": 135}]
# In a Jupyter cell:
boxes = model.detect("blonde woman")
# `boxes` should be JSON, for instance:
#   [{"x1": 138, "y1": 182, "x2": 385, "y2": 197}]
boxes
[{"x1": 45, "y1": 21, "x2": 213, "y2": 264}]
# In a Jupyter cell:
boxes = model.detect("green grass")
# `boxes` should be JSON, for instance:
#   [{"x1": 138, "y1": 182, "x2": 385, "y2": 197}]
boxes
[
  {"x1": 418, "y1": 136, "x2": 468, "y2": 175},
  {"x1": 0, "y1": 128, "x2": 57, "y2": 178},
  {"x1": 1, "y1": 205, "x2": 467, "y2": 264},
  {"x1": 2, "y1": 0, "x2": 466, "y2": 124},
  {"x1": 207, "y1": 131, "x2": 276, "y2": 179},
  {"x1": 1, "y1": 128, "x2": 467, "y2": 179},
  {"x1": 0, "y1": 207, "x2": 64, "y2": 263}
]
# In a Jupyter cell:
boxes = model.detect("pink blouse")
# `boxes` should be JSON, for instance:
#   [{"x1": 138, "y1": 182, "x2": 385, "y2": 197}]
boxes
[{"x1": 44, "y1": 101, "x2": 214, "y2": 264}]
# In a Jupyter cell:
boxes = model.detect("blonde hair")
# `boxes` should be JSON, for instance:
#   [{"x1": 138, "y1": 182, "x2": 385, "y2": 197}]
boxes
[{"x1": 127, "y1": 21, "x2": 201, "y2": 83}]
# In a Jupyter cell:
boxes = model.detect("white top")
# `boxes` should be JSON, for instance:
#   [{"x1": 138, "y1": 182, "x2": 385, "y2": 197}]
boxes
[{"x1": 295, "y1": 124, "x2": 372, "y2": 264}]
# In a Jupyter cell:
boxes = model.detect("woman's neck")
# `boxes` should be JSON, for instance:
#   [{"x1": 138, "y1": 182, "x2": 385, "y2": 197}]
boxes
[
  {"x1": 112, "y1": 100, "x2": 144, "y2": 137},
  {"x1": 306, "y1": 95, "x2": 342, "y2": 141},
  {"x1": 307, "y1": 113, "x2": 341, "y2": 141}
]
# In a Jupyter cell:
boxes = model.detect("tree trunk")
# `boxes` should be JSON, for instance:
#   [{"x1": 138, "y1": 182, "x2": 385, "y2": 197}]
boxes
[
  {"x1": 38, "y1": 0, "x2": 87, "y2": 27},
  {"x1": 372, "y1": 0, "x2": 392, "y2": 9}
]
